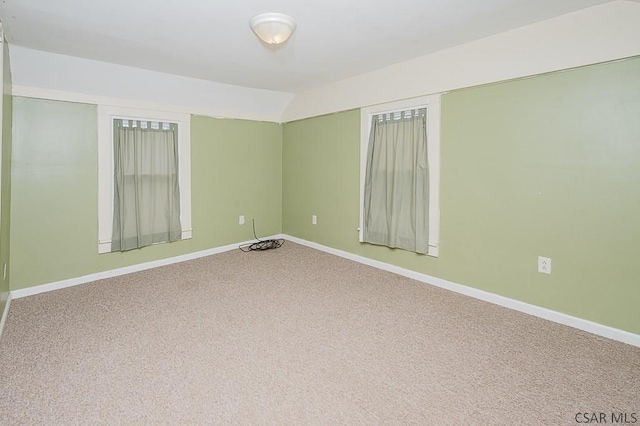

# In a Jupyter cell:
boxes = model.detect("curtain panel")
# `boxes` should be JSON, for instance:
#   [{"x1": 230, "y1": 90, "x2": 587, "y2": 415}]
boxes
[
  {"x1": 363, "y1": 108, "x2": 429, "y2": 254},
  {"x1": 111, "y1": 119, "x2": 182, "y2": 252}
]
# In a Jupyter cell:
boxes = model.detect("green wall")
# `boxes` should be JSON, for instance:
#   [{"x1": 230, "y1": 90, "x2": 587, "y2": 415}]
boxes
[
  {"x1": 10, "y1": 99, "x2": 282, "y2": 290},
  {"x1": 0, "y1": 40, "x2": 12, "y2": 319},
  {"x1": 7, "y1": 56, "x2": 640, "y2": 336},
  {"x1": 283, "y1": 57, "x2": 640, "y2": 335}
]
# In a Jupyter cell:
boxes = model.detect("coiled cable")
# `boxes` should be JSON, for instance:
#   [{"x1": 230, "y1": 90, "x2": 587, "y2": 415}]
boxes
[{"x1": 239, "y1": 219, "x2": 285, "y2": 252}]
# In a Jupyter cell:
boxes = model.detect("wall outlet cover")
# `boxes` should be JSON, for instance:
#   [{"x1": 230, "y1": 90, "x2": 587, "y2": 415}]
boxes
[{"x1": 538, "y1": 256, "x2": 551, "y2": 274}]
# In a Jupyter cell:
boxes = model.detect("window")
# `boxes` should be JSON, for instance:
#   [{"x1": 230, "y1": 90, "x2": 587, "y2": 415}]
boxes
[
  {"x1": 359, "y1": 94, "x2": 441, "y2": 257},
  {"x1": 98, "y1": 106, "x2": 192, "y2": 254}
]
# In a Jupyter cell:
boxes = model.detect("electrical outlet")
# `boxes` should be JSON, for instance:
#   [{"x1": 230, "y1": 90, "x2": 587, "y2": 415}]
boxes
[
  {"x1": 312, "y1": 215, "x2": 317, "y2": 225},
  {"x1": 239, "y1": 215, "x2": 245, "y2": 225},
  {"x1": 538, "y1": 256, "x2": 551, "y2": 274}
]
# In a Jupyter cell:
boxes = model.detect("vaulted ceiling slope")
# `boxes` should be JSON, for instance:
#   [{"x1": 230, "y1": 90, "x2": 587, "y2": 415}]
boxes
[{"x1": 0, "y1": 0, "x2": 618, "y2": 94}]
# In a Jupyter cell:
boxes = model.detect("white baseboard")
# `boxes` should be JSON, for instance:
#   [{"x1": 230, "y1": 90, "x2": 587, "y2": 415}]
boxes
[
  {"x1": 283, "y1": 235, "x2": 640, "y2": 348},
  {"x1": 10, "y1": 235, "x2": 284, "y2": 299},
  {"x1": 0, "y1": 293, "x2": 11, "y2": 341},
  {"x1": 9, "y1": 234, "x2": 638, "y2": 347}
]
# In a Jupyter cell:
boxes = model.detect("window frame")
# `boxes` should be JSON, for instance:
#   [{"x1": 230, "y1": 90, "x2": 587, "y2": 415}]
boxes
[
  {"x1": 359, "y1": 94, "x2": 441, "y2": 257},
  {"x1": 97, "y1": 106, "x2": 192, "y2": 254}
]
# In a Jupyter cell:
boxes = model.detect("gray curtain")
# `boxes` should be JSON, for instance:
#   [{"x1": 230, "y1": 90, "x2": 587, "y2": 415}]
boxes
[
  {"x1": 111, "y1": 119, "x2": 182, "y2": 252},
  {"x1": 363, "y1": 108, "x2": 429, "y2": 254}
]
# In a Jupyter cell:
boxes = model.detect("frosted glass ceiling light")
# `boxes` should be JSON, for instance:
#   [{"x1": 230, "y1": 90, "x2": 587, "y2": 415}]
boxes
[{"x1": 249, "y1": 13, "x2": 296, "y2": 45}]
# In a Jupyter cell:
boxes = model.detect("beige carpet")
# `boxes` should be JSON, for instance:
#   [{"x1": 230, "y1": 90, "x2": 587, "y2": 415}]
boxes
[{"x1": 0, "y1": 242, "x2": 638, "y2": 425}]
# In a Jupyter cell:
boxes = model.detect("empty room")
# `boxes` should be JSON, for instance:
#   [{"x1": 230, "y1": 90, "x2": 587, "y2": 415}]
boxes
[{"x1": 0, "y1": 0, "x2": 639, "y2": 424}]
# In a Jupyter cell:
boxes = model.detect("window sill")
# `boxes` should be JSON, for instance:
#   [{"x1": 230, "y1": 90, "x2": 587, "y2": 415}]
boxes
[{"x1": 98, "y1": 229, "x2": 192, "y2": 254}]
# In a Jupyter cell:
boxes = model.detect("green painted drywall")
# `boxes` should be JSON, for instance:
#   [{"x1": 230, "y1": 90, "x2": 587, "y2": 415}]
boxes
[
  {"x1": 283, "y1": 57, "x2": 640, "y2": 335},
  {"x1": 0, "y1": 40, "x2": 12, "y2": 319},
  {"x1": 189, "y1": 115, "x2": 282, "y2": 244},
  {"x1": 10, "y1": 99, "x2": 282, "y2": 290},
  {"x1": 283, "y1": 110, "x2": 362, "y2": 248},
  {"x1": 8, "y1": 58, "x2": 640, "y2": 336}
]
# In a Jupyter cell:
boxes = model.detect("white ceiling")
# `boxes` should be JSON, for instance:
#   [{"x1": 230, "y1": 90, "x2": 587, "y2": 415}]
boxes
[{"x1": 0, "y1": 0, "x2": 616, "y2": 94}]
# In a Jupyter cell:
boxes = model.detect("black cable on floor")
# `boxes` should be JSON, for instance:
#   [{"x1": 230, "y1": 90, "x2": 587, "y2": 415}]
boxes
[{"x1": 239, "y1": 219, "x2": 285, "y2": 252}]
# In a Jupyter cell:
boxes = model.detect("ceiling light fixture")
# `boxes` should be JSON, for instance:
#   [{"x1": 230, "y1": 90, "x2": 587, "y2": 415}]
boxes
[{"x1": 249, "y1": 13, "x2": 296, "y2": 45}]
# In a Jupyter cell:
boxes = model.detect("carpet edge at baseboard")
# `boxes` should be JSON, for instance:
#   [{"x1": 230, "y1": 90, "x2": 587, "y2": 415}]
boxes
[
  {"x1": 9, "y1": 235, "x2": 285, "y2": 299},
  {"x1": 282, "y1": 234, "x2": 640, "y2": 348},
  {"x1": 0, "y1": 293, "x2": 11, "y2": 341},
  {"x1": 8, "y1": 233, "x2": 639, "y2": 348}
]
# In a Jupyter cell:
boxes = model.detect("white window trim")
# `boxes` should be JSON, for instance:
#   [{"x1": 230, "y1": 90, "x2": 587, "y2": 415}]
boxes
[
  {"x1": 97, "y1": 105, "x2": 192, "y2": 254},
  {"x1": 359, "y1": 94, "x2": 441, "y2": 257}
]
